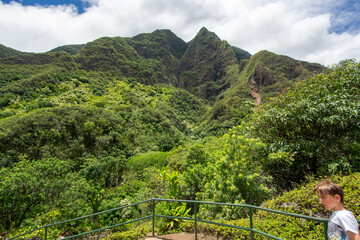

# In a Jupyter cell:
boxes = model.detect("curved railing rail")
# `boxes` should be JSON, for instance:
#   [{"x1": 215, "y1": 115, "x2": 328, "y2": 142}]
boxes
[{"x1": 8, "y1": 198, "x2": 360, "y2": 240}]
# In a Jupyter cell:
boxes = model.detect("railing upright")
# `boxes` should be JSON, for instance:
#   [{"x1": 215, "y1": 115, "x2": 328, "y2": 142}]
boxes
[
  {"x1": 249, "y1": 207, "x2": 253, "y2": 240},
  {"x1": 152, "y1": 199, "x2": 155, "y2": 237},
  {"x1": 324, "y1": 221, "x2": 329, "y2": 240},
  {"x1": 194, "y1": 202, "x2": 198, "y2": 240},
  {"x1": 44, "y1": 226, "x2": 48, "y2": 240}
]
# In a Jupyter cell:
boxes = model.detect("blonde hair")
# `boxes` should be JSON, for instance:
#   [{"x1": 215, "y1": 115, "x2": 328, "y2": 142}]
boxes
[{"x1": 314, "y1": 180, "x2": 344, "y2": 204}]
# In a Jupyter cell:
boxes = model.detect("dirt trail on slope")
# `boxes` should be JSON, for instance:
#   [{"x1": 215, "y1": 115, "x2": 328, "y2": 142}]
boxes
[{"x1": 248, "y1": 78, "x2": 262, "y2": 105}]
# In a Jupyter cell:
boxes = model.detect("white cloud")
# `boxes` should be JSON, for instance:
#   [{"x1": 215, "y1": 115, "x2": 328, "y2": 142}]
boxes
[{"x1": 0, "y1": 0, "x2": 359, "y2": 65}]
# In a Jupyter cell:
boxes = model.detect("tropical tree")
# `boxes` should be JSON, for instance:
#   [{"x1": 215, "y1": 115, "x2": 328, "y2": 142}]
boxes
[
  {"x1": 0, "y1": 158, "x2": 87, "y2": 230},
  {"x1": 252, "y1": 59, "x2": 360, "y2": 188}
]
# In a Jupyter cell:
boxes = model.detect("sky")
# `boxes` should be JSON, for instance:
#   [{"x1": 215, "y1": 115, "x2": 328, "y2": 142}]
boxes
[{"x1": 0, "y1": 0, "x2": 359, "y2": 66}]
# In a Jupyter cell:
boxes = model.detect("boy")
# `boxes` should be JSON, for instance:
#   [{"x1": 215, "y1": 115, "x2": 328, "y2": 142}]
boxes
[{"x1": 315, "y1": 180, "x2": 360, "y2": 240}]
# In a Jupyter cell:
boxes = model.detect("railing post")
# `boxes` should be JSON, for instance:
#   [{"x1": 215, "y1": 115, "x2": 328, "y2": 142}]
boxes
[
  {"x1": 44, "y1": 226, "x2": 48, "y2": 240},
  {"x1": 324, "y1": 221, "x2": 328, "y2": 240},
  {"x1": 194, "y1": 202, "x2": 197, "y2": 240},
  {"x1": 152, "y1": 199, "x2": 155, "y2": 237},
  {"x1": 249, "y1": 207, "x2": 253, "y2": 240}
]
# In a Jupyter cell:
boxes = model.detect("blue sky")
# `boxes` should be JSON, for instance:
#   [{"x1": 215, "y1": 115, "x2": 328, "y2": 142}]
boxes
[
  {"x1": 2, "y1": 0, "x2": 92, "y2": 13},
  {"x1": 3, "y1": 0, "x2": 359, "y2": 34},
  {"x1": 0, "y1": 0, "x2": 359, "y2": 65},
  {"x1": 327, "y1": 0, "x2": 360, "y2": 34}
]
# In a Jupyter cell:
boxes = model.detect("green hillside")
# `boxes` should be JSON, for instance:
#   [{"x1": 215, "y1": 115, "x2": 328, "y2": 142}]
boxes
[
  {"x1": 49, "y1": 44, "x2": 85, "y2": 55},
  {"x1": 0, "y1": 44, "x2": 28, "y2": 59},
  {"x1": 198, "y1": 50, "x2": 326, "y2": 136},
  {"x1": 0, "y1": 27, "x2": 358, "y2": 239}
]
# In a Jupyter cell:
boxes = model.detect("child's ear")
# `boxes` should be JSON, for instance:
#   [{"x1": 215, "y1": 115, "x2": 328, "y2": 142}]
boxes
[{"x1": 335, "y1": 194, "x2": 342, "y2": 202}]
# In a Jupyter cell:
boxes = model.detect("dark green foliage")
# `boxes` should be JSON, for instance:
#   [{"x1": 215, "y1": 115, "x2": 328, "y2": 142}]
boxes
[
  {"x1": 80, "y1": 156, "x2": 127, "y2": 214},
  {"x1": 0, "y1": 93, "x2": 15, "y2": 108},
  {"x1": 178, "y1": 27, "x2": 238, "y2": 100},
  {"x1": 127, "y1": 29, "x2": 188, "y2": 85},
  {"x1": 0, "y1": 51, "x2": 77, "y2": 70},
  {"x1": 0, "y1": 44, "x2": 27, "y2": 59},
  {"x1": 77, "y1": 37, "x2": 140, "y2": 73},
  {"x1": 199, "y1": 98, "x2": 256, "y2": 136},
  {"x1": 231, "y1": 46, "x2": 251, "y2": 61},
  {"x1": 77, "y1": 37, "x2": 170, "y2": 85},
  {"x1": 49, "y1": 44, "x2": 85, "y2": 55},
  {"x1": 0, "y1": 66, "x2": 75, "y2": 97},
  {"x1": 0, "y1": 64, "x2": 51, "y2": 88},
  {"x1": 0, "y1": 106, "x2": 126, "y2": 168},
  {"x1": 131, "y1": 29, "x2": 188, "y2": 60}
]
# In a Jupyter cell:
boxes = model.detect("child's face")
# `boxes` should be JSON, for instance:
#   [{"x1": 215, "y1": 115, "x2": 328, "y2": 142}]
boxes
[{"x1": 317, "y1": 192, "x2": 341, "y2": 210}]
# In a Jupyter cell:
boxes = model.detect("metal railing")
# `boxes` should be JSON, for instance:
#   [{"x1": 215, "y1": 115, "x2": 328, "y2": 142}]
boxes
[{"x1": 9, "y1": 198, "x2": 359, "y2": 240}]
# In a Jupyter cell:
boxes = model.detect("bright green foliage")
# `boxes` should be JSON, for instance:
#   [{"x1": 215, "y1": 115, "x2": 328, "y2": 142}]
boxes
[
  {"x1": 158, "y1": 166, "x2": 181, "y2": 199},
  {"x1": 127, "y1": 151, "x2": 169, "y2": 173},
  {"x1": 157, "y1": 202, "x2": 191, "y2": 233},
  {"x1": 252, "y1": 59, "x2": 360, "y2": 188},
  {"x1": 177, "y1": 126, "x2": 272, "y2": 220},
  {"x1": 197, "y1": 125, "x2": 272, "y2": 219},
  {"x1": 156, "y1": 166, "x2": 192, "y2": 233},
  {"x1": 0, "y1": 158, "x2": 88, "y2": 230},
  {"x1": 0, "y1": 79, "x2": 206, "y2": 167}
]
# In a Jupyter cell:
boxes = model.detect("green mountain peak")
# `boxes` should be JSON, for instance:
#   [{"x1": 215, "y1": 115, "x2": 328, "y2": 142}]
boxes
[{"x1": 178, "y1": 27, "x2": 238, "y2": 100}]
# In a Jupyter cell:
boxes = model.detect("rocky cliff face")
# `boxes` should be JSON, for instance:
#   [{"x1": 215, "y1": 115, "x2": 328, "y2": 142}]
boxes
[
  {"x1": 202, "y1": 50, "x2": 326, "y2": 132},
  {"x1": 245, "y1": 51, "x2": 325, "y2": 103}
]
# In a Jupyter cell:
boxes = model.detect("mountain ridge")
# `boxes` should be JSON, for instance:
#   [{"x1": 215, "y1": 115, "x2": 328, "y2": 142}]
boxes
[{"x1": 0, "y1": 27, "x2": 326, "y2": 136}]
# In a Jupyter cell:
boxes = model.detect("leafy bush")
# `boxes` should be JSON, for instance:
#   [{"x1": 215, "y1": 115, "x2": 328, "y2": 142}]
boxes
[
  {"x1": 0, "y1": 158, "x2": 88, "y2": 230},
  {"x1": 252, "y1": 59, "x2": 360, "y2": 188}
]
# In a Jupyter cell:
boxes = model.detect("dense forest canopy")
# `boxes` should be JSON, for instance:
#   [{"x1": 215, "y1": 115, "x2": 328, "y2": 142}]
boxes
[{"x1": 0, "y1": 28, "x2": 358, "y2": 239}]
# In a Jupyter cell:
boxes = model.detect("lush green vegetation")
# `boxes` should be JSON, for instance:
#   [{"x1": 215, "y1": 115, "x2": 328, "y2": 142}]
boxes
[
  {"x1": 0, "y1": 44, "x2": 27, "y2": 59},
  {"x1": 0, "y1": 26, "x2": 358, "y2": 240},
  {"x1": 49, "y1": 44, "x2": 85, "y2": 55}
]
